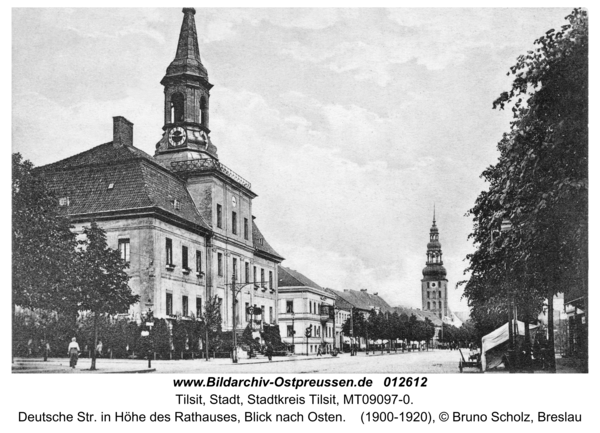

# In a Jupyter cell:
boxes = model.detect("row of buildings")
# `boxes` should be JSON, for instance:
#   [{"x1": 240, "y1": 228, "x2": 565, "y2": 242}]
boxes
[{"x1": 38, "y1": 9, "x2": 457, "y2": 355}]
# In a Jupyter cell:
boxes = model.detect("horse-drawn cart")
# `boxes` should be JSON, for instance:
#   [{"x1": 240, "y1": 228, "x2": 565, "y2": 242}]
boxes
[{"x1": 458, "y1": 348, "x2": 482, "y2": 372}]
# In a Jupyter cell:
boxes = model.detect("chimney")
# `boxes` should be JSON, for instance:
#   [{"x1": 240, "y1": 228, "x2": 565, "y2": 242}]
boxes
[
  {"x1": 113, "y1": 116, "x2": 133, "y2": 148},
  {"x1": 360, "y1": 289, "x2": 367, "y2": 292}
]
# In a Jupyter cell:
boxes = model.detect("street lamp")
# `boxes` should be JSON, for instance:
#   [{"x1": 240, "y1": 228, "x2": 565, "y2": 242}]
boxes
[
  {"x1": 227, "y1": 275, "x2": 268, "y2": 364},
  {"x1": 305, "y1": 325, "x2": 312, "y2": 356},
  {"x1": 140, "y1": 309, "x2": 154, "y2": 369}
]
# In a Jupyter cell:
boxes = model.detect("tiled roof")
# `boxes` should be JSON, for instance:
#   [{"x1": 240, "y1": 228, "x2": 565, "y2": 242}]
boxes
[
  {"x1": 41, "y1": 141, "x2": 164, "y2": 171},
  {"x1": 323, "y1": 288, "x2": 354, "y2": 310},
  {"x1": 278, "y1": 266, "x2": 323, "y2": 290},
  {"x1": 388, "y1": 306, "x2": 443, "y2": 327},
  {"x1": 39, "y1": 142, "x2": 210, "y2": 232},
  {"x1": 335, "y1": 289, "x2": 392, "y2": 312},
  {"x1": 252, "y1": 220, "x2": 284, "y2": 261}
]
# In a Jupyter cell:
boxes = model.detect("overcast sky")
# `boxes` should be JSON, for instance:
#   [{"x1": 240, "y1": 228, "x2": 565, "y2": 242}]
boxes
[{"x1": 12, "y1": 7, "x2": 576, "y2": 314}]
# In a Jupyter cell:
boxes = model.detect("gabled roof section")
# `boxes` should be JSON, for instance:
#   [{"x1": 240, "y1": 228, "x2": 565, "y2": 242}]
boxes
[
  {"x1": 41, "y1": 142, "x2": 163, "y2": 171},
  {"x1": 335, "y1": 289, "x2": 392, "y2": 312},
  {"x1": 278, "y1": 266, "x2": 323, "y2": 290},
  {"x1": 39, "y1": 142, "x2": 211, "y2": 232},
  {"x1": 323, "y1": 288, "x2": 354, "y2": 310},
  {"x1": 252, "y1": 220, "x2": 284, "y2": 261}
]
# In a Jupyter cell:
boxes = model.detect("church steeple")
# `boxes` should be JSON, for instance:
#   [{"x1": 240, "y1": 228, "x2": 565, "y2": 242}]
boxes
[
  {"x1": 155, "y1": 8, "x2": 218, "y2": 161},
  {"x1": 421, "y1": 207, "x2": 448, "y2": 320}
]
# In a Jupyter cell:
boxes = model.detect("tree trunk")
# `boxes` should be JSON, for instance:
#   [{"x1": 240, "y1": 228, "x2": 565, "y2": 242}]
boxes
[
  {"x1": 91, "y1": 312, "x2": 98, "y2": 370},
  {"x1": 546, "y1": 289, "x2": 556, "y2": 372}
]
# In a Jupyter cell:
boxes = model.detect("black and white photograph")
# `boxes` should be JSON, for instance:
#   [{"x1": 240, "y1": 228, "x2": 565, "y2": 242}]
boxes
[{"x1": 10, "y1": 6, "x2": 588, "y2": 377}]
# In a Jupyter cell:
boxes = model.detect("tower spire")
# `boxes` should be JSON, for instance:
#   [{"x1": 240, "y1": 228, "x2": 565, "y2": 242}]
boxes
[
  {"x1": 433, "y1": 204, "x2": 436, "y2": 226},
  {"x1": 164, "y1": 8, "x2": 208, "y2": 81}
]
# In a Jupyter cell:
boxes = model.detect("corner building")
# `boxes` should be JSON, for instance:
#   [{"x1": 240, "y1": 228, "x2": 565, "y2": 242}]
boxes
[{"x1": 40, "y1": 8, "x2": 284, "y2": 330}]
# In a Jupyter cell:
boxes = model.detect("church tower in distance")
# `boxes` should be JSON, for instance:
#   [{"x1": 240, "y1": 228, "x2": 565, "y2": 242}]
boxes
[{"x1": 421, "y1": 208, "x2": 449, "y2": 319}]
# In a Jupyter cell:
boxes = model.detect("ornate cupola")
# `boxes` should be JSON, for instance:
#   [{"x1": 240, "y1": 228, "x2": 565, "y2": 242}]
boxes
[
  {"x1": 155, "y1": 8, "x2": 218, "y2": 162},
  {"x1": 422, "y1": 207, "x2": 447, "y2": 280}
]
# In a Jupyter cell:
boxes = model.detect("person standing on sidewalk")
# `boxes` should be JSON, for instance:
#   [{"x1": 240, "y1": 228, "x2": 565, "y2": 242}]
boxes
[{"x1": 68, "y1": 337, "x2": 80, "y2": 369}]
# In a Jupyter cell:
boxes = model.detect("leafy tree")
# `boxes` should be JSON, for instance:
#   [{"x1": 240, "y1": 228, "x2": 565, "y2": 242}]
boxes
[
  {"x1": 342, "y1": 309, "x2": 367, "y2": 349},
  {"x1": 152, "y1": 318, "x2": 172, "y2": 359},
  {"x1": 12, "y1": 154, "x2": 79, "y2": 357},
  {"x1": 201, "y1": 296, "x2": 223, "y2": 357},
  {"x1": 75, "y1": 222, "x2": 139, "y2": 370},
  {"x1": 461, "y1": 9, "x2": 587, "y2": 371}
]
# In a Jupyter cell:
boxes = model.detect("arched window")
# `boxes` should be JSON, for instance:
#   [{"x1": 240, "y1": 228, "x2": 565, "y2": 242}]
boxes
[
  {"x1": 427, "y1": 301, "x2": 430, "y2": 309},
  {"x1": 439, "y1": 301, "x2": 442, "y2": 309},
  {"x1": 170, "y1": 92, "x2": 185, "y2": 123},
  {"x1": 200, "y1": 96, "x2": 208, "y2": 126}
]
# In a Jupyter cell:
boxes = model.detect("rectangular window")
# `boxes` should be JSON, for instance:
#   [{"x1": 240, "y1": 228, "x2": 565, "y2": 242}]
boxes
[
  {"x1": 309, "y1": 301, "x2": 312, "y2": 314},
  {"x1": 232, "y1": 211, "x2": 237, "y2": 235},
  {"x1": 182, "y1": 295, "x2": 188, "y2": 317},
  {"x1": 196, "y1": 250, "x2": 202, "y2": 273},
  {"x1": 118, "y1": 239, "x2": 130, "y2": 263},
  {"x1": 166, "y1": 293, "x2": 173, "y2": 316},
  {"x1": 196, "y1": 297, "x2": 202, "y2": 317},
  {"x1": 245, "y1": 262, "x2": 250, "y2": 283},
  {"x1": 269, "y1": 306, "x2": 273, "y2": 324},
  {"x1": 216, "y1": 204, "x2": 222, "y2": 229},
  {"x1": 427, "y1": 291, "x2": 430, "y2": 299},
  {"x1": 286, "y1": 300, "x2": 294, "y2": 313},
  {"x1": 244, "y1": 218, "x2": 249, "y2": 240},
  {"x1": 269, "y1": 271, "x2": 273, "y2": 289},
  {"x1": 261, "y1": 305, "x2": 265, "y2": 322},
  {"x1": 182, "y1": 246, "x2": 188, "y2": 269},
  {"x1": 166, "y1": 238, "x2": 173, "y2": 265},
  {"x1": 245, "y1": 302, "x2": 250, "y2": 322},
  {"x1": 233, "y1": 258, "x2": 238, "y2": 281},
  {"x1": 261, "y1": 269, "x2": 265, "y2": 285},
  {"x1": 253, "y1": 266, "x2": 257, "y2": 284},
  {"x1": 287, "y1": 325, "x2": 294, "y2": 337},
  {"x1": 218, "y1": 253, "x2": 223, "y2": 276}
]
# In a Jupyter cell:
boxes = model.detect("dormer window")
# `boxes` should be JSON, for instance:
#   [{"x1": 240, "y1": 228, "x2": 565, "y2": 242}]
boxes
[
  {"x1": 59, "y1": 197, "x2": 69, "y2": 206},
  {"x1": 108, "y1": 183, "x2": 114, "y2": 190},
  {"x1": 173, "y1": 199, "x2": 181, "y2": 210}
]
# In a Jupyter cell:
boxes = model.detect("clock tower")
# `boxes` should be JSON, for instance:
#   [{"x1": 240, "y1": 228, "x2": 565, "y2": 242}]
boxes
[
  {"x1": 155, "y1": 7, "x2": 218, "y2": 162},
  {"x1": 421, "y1": 208, "x2": 449, "y2": 320}
]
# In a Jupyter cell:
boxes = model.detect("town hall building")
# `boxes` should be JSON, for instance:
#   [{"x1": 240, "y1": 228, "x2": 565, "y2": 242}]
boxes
[{"x1": 39, "y1": 8, "x2": 284, "y2": 332}]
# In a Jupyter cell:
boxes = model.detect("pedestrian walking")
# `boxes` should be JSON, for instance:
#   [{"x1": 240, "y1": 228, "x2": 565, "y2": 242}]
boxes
[
  {"x1": 68, "y1": 337, "x2": 80, "y2": 368},
  {"x1": 266, "y1": 343, "x2": 273, "y2": 361}
]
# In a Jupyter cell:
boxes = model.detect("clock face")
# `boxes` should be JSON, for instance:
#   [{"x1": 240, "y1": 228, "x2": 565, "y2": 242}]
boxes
[
  {"x1": 232, "y1": 196, "x2": 237, "y2": 207},
  {"x1": 431, "y1": 282, "x2": 437, "y2": 288},
  {"x1": 168, "y1": 127, "x2": 187, "y2": 147}
]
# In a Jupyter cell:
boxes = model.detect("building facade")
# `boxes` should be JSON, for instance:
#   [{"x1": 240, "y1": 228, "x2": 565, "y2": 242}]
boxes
[
  {"x1": 40, "y1": 8, "x2": 284, "y2": 331},
  {"x1": 277, "y1": 266, "x2": 335, "y2": 354}
]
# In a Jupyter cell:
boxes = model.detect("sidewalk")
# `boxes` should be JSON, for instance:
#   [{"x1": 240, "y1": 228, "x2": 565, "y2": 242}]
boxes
[{"x1": 12, "y1": 352, "x2": 340, "y2": 374}]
